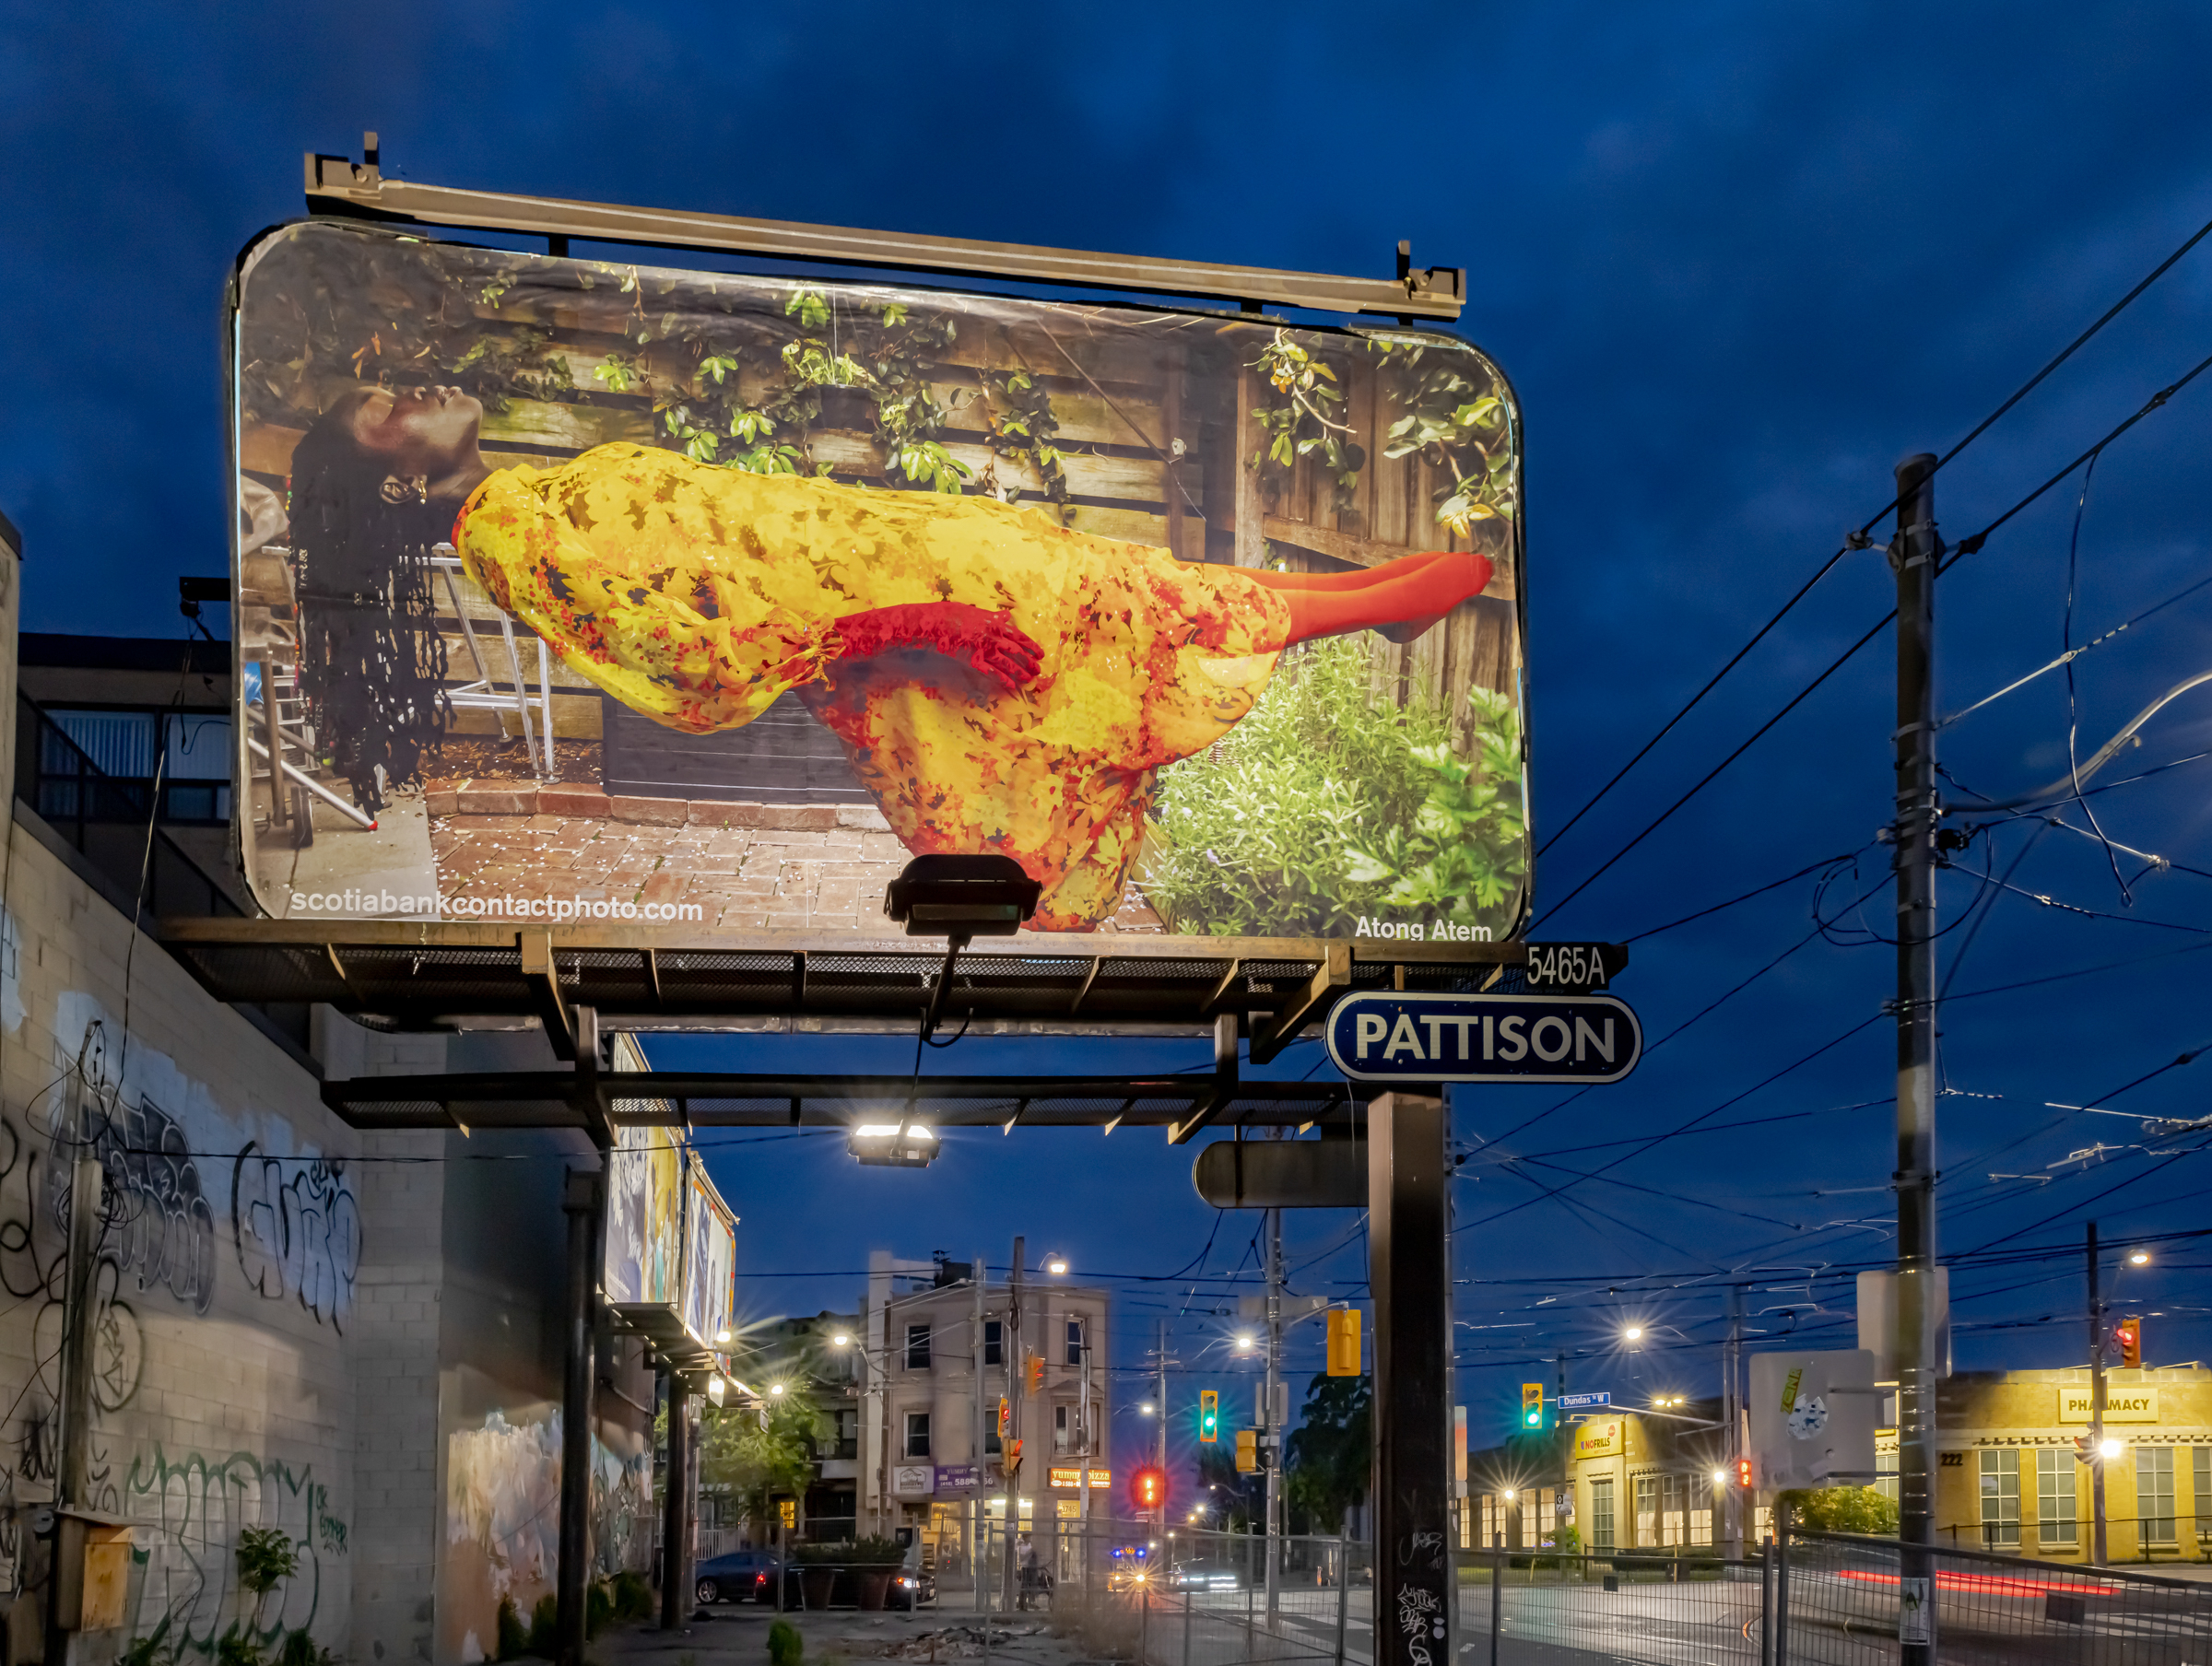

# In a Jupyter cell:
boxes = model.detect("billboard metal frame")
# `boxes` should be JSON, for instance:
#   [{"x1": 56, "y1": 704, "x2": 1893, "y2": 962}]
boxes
[{"x1": 302, "y1": 140, "x2": 1465, "y2": 320}]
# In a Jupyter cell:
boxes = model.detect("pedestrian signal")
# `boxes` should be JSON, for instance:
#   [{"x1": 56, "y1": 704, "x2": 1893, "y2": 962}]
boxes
[
  {"x1": 779, "y1": 1498, "x2": 796, "y2": 1527},
  {"x1": 2116, "y1": 1317, "x2": 2142, "y2": 1368},
  {"x1": 1235, "y1": 1429, "x2": 1258, "y2": 1473},
  {"x1": 1198, "y1": 1390, "x2": 1220, "y2": 1442},
  {"x1": 1735, "y1": 1457, "x2": 1753, "y2": 1489},
  {"x1": 1132, "y1": 1466, "x2": 1166, "y2": 1510},
  {"x1": 1521, "y1": 1383, "x2": 1544, "y2": 1430},
  {"x1": 1326, "y1": 1308, "x2": 1361, "y2": 1377},
  {"x1": 997, "y1": 1396, "x2": 1010, "y2": 1437}
]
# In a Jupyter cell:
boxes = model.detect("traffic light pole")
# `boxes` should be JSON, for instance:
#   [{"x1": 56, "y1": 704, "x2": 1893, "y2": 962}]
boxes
[
  {"x1": 2088, "y1": 1221, "x2": 2107, "y2": 1565},
  {"x1": 1157, "y1": 1319, "x2": 1170, "y2": 1531},
  {"x1": 1006, "y1": 1234, "x2": 1025, "y2": 1613},
  {"x1": 973, "y1": 1248, "x2": 988, "y2": 1613},
  {"x1": 1265, "y1": 1207, "x2": 1283, "y2": 1626},
  {"x1": 1892, "y1": 452, "x2": 1941, "y2": 1666},
  {"x1": 1724, "y1": 1285, "x2": 1745, "y2": 1564}
]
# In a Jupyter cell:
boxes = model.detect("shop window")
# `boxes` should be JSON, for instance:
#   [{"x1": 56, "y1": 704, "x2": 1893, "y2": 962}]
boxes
[
  {"x1": 1877, "y1": 1447, "x2": 1900, "y2": 1508},
  {"x1": 2196, "y1": 1449, "x2": 2211, "y2": 1549},
  {"x1": 1979, "y1": 1449, "x2": 2019, "y2": 1548},
  {"x1": 905, "y1": 1412, "x2": 932, "y2": 1459},
  {"x1": 2036, "y1": 1448, "x2": 2077, "y2": 1546},
  {"x1": 1589, "y1": 1478, "x2": 1615, "y2": 1555},
  {"x1": 983, "y1": 1320, "x2": 1003, "y2": 1367},
  {"x1": 1633, "y1": 1474, "x2": 1658, "y2": 1548},
  {"x1": 906, "y1": 1323, "x2": 932, "y2": 1369},
  {"x1": 2137, "y1": 1447, "x2": 2175, "y2": 1545}
]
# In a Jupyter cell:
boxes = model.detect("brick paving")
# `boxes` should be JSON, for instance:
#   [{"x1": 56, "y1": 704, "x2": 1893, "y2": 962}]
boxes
[{"x1": 427, "y1": 800, "x2": 1167, "y2": 933}]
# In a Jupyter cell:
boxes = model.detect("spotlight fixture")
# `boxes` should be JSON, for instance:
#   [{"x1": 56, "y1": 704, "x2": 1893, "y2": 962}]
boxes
[{"x1": 849, "y1": 1122, "x2": 941, "y2": 1167}]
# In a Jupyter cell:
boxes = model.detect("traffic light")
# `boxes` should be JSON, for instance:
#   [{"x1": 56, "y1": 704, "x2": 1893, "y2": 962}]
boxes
[
  {"x1": 1007, "y1": 1438, "x2": 1023, "y2": 1473},
  {"x1": 1521, "y1": 1383, "x2": 1544, "y2": 1430},
  {"x1": 1029, "y1": 1353, "x2": 1045, "y2": 1391},
  {"x1": 997, "y1": 1397, "x2": 1010, "y2": 1437},
  {"x1": 1132, "y1": 1466, "x2": 1166, "y2": 1511},
  {"x1": 1235, "y1": 1429, "x2": 1258, "y2": 1473},
  {"x1": 1198, "y1": 1390, "x2": 1220, "y2": 1443},
  {"x1": 2116, "y1": 1317, "x2": 2142, "y2": 1368},
  {"x1": 1327, "y1": 1308, "x2": 1362, "y2": 1377},
  {"x1": 1735, "y1": 1457, "x2": 1754, "y2": 1489}
]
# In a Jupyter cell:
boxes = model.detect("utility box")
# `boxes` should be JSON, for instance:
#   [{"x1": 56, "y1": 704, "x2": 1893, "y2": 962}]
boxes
[
  {"x1": 1856, "y1": 1269, "x2": 1952, "y2": 1381},
  {"x1": 53, "y1": 1510, "x2": 133, "y2": 1632}
]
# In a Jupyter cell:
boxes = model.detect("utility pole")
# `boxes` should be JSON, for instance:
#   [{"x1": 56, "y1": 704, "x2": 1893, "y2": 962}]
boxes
[
  {"x1": 2087, "y1": 1221, "x2": 2108, "y2": 1565},
  {"x1": 47, "y1": 1157, "x2": 103, "y2": 1666},
  {"x1": 1724, "y1": 1286, "x2": 1744, "y2": 1564},
  {"x1": 1156, "y1": 1318, "x2": 1169, "y2": 1511},
  {"x1": 1078, "y1": 1343, "x2": 1093, "y2": 1591},
  {"x1": 1891, "y1": 452, "x2": 1941, "y2": 1666},
  {"x1": 972, "y1": 1249, "x2": 987, "y2": 1613},
  {"x1": 1005, "y1": 1236, "x2": 1025, "y2": 1613},
  {"x1": 1264, "y1": 1208, "x2": 1283, "y2": 1625}
]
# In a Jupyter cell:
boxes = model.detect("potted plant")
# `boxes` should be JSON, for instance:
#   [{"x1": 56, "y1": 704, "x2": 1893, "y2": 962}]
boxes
[
  {"x1": 794, "y1": 1543, "x2": 843, "y2": 1610},
  {"x1": 848, "y1": 1536, "x2": 907, "y2": 1612}
]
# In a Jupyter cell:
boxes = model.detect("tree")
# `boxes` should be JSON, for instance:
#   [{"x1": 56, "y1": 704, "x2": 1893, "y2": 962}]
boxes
[
  {"x1": 1195, "y1": 1444, "x2": 1264, "y2": 1532},
  {"x1": 677, "y1": 1388, "x2": 821, "y2": 1536},
  {"x1": 1284, "y1": 1373, "x2": 1371, "y2": 1535}
]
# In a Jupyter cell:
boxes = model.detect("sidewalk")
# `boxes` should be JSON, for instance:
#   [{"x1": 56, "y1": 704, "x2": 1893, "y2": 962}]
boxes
[{"x1": 594, "y1": 1604, "x2": 1088, "y2": 1666}]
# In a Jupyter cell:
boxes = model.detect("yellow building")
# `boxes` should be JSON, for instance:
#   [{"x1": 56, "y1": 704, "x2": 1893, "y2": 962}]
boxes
[
  {"x1": 1561, "y1": 1405, "x2": 1761, "y2": 1554},
  {"x1": 1936, "y1": 1366, "x2": 2211, "y2": 1564}
]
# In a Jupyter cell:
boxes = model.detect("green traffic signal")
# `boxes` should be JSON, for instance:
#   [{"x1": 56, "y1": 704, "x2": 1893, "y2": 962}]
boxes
[{"x1": 1198, "y1": 1388, "x2": 1219, "y2": 1441}]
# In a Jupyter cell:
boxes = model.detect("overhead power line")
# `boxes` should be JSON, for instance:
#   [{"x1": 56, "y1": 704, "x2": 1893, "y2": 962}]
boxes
[{"x1": 1536, "y1": 206, "x2": 2212, "y2": 860}]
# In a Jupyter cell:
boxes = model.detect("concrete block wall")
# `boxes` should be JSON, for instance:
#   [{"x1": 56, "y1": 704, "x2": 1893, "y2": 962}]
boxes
[{"x1": 0, "y1": 819, "x2": 361, "y2": 1666}]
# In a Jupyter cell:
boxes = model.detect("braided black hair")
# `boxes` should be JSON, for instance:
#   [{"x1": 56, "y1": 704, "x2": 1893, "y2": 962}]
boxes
[{"x1": 287, "y1": 393, "x2": 451, "y2": 815}]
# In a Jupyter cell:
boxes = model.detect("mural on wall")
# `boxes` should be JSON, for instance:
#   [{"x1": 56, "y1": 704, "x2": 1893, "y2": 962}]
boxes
[
  {"x1": 231, "y1": 1142, "x2": 361, "y2": 1332},
  {"x1": 445, "y1": 1409, "x2": 652, "y2": 1658}
]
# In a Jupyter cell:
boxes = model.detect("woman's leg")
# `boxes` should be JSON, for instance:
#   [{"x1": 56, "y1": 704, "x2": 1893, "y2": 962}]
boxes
[{"x1": 1265, "y1": 549, "x2": 1495, "y2": 644}]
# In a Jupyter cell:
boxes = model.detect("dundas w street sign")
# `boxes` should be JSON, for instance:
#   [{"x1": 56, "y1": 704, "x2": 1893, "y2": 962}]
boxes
[{"x1": 1324, "y1": 991, "x2": 1643, "y2": 1085}]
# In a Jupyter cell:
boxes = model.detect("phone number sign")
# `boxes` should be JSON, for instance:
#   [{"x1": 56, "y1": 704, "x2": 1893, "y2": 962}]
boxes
[{"x1": 1324, "y1": 991, "x2": 1643, "y2": 1085}]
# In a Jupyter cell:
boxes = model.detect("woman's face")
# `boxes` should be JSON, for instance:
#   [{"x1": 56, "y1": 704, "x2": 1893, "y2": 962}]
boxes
[{"x1": 347, "y1": 384, "x2": 484, "y2": 476}]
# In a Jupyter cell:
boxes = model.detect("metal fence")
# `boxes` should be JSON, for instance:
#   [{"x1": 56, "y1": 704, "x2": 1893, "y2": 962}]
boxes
[{"x1": 1776, "y1": 1529, "x2": 2212, "y2": 1665}]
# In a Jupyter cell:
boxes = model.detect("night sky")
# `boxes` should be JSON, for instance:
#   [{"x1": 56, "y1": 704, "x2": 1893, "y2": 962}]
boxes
[{"x1": 6, "y1": 4, "x2": 2210, "y2": 1496}]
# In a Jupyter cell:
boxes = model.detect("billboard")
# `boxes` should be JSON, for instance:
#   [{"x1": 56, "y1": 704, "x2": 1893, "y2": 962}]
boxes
[
  {"x1": 680, "y1": 1162, "x2": 736, "y2": 1353},
  {"x1": 229, "y1": 219, "x2": 1528, "y2": 940},
  {"x1": 602, "y1": 1120, "x2": 685, "y2": 1308}
]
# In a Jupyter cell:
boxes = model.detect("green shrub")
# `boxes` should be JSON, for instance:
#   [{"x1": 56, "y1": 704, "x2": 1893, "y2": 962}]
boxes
[
  {"x1": 119, "y1": 1617, "x2": 176, "y2": 1666},
  {"x1": 275, "y1": 1631, "x2": 324, "y2": 1666},
  {"x1": 612, "y1": 1570, "x2": 655, "y2": 1621},
  {"x1": 1776, "y1": 1485, "x2": 1900, "y2": 1535},
  {"x1": 768, "y1": 1619, "x2": 803, "y2": 1666},
  {"x1": 847, "y1": 1535, "x2": 908, "y2": 1566},
  {"x1": 496, "y1": 1595, "x2": 529, "y2": 1660},
  {"x1": 1145, "y1": 637, "x2": 1525, "y2": 938},
  {"x1": 526, "y1": 1593, "x2": 559, "y2": 1658},
  {"x1": 585, "y1": 1579, "x2": 615, "y2": 1639},
  {"x1": 215, "y1": 1624, "x2": 263, "y2": 1666}
]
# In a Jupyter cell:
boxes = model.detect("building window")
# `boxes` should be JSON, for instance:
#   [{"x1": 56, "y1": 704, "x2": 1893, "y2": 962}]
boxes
[
  {"x1": 833, "y1": 1409, "x2": 860, "y2": 1461},
  {"x1": 35, "y1": 709, "x2": 235, "y2": 827},
  {"x1": 983, "y1": 1320, "x2": 1003, "y2": 1367},
  {"x1": 1589, "y1": 1478, "x2": 1615, "y2": 1555},
  {"x1": 1877, "y1": 1447, "x2": 1899, "y2": 1508},
  {"x1": 985, "y1": 1424, "x2": 1002, "y2": 1455},
  {"x1": 2137, "y1": 1447, "x2": 2175, "y2": 1545},
  {"x1": 2036, "y1": 1448, "x2": 2077, "y2": 1546},
  {"x1": 906, "y1": 1323, "x2": 932, "y2": 1369},
  {"x1": 1979, "y1": 1449, "x2": 2019, "y2": 1549},
  {"x1": 905, "y1": 1413, "x2": 931, "y2": 1459},
  {"x1": 1054, "y1": 1404, "x2": 1072, "y2": 1452},
  {"x1": 2196, "y1": 1449, "x2": 2211, "y2": 1547},
  {"x1": 1065, "y1": 1319, "x2": 1084, "y2": 1366},
  {"x1": 1631, "y1": 1474, "x2": 1657, "y2": 1548}
]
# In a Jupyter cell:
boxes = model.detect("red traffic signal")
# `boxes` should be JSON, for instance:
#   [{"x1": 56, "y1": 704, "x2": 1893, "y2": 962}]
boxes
[
  {"x1": 2115, "y1": 1318, "x2": 2142, "y2": 1369},
  {"x1": 1131, "y1": 1466, "x2": 1166, "y2": 1511},
  {"x1": 1735, "y1": 1457, "x2": 1754, "y2": 1488}
]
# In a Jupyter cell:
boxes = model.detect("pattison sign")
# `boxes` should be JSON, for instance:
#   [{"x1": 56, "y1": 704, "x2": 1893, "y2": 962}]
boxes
[{"x1": 2057, "y1": 1387, "x2": 2159, "y2": 1424}]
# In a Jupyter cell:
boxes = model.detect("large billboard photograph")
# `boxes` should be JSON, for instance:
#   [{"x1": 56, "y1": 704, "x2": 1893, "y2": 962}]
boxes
[{"x1": 230, "y1": 220, "x2": 1528, "y2": 940}]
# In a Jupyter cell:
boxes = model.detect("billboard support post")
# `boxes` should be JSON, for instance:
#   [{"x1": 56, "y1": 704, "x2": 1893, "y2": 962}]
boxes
[
  {"x1": 558, "y1": 1168, "x2": 601, "y2": 1666},
  {"x1": 1890, "y1": 453, "x2": 1939, "y2": 1663},
  {"x1": 1369, "y1": 1092, "x2": 1452, "y2": 1666}
]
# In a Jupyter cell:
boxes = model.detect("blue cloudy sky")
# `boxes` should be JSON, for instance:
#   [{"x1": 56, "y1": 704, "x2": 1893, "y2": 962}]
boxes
[{"x1": 6, "y1": 2, "x2": 2209, "y2": 1486}]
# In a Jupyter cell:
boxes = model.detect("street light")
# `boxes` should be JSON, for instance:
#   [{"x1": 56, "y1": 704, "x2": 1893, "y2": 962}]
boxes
[
  {"x1": 1140, "y1": 1401, "x2": 1156, "y2": 1415},
  {"x1": 1045, "y1": 1255, "x2": 1068, "y2": 1275},
  {"x1": 2100, "y1": 1437, "x2": 2125, "y2": 1461},
  {"x1": 715, "y1": 1328, "x2": 733, "y2": 1343},
  {"x1": 849, "y1": 1122, "x2": 941, "y2": 1167},
  {"x1": 1712, "y1": 1469, "x2": 1727, "y2": 1485},
  {"x1": 1235, "y1": 1333, "x2": 1255, "y2": 1353},
  {"x1": 2128, "y1": 1250, "x2": 2151, "y2": 1266},
  {"x1": 1623, "y1": 1325, "x2": 1645, "y2": 1343},
  {"x1": 830, "y1": 1332, "x2": 853, "y2": 1347},
  {"x1": 770, "y1": 1382, "x2": 786, "y2": 1397}
]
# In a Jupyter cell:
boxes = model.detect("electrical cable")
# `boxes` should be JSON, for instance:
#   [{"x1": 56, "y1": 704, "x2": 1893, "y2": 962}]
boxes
[
  {"x1": 1938, "y1": 569, "x2": 2212, "y2": 730},
  {"x1": 1940, "y1": 668, "x2": 2212, "y2": 813},
  {"x1": 1620, "y1": 850, "x2": 1865, "y2": 943},
  {"x1": 1535, "y1": 207, "x2": 2212, "y2": 861}
]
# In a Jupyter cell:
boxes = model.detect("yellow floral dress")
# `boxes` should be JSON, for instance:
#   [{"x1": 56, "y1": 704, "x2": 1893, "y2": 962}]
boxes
[{"x1": 457, "y1": 444, "x2": 1292, "y2": 931}]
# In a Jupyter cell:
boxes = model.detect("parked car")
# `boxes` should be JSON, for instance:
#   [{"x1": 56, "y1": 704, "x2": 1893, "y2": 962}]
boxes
[{"x1": 695, "y1": 1548, "x2": 787, "y2": 1604}]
